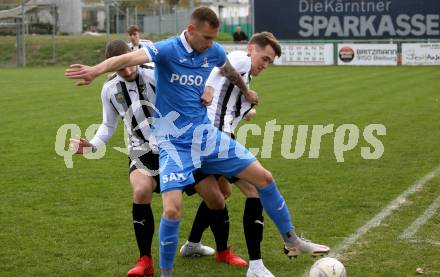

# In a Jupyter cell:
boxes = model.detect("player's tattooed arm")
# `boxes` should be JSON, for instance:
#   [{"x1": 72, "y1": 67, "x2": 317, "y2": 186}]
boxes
[
  {"x1": 220, "y1": 59, "x2": 247, "y2": 93},
  {"x1": 220, "y1": 59, "x2": 258, "y2": 104}
]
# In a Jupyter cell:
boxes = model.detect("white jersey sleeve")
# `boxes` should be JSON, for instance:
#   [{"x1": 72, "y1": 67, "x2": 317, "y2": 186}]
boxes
[
  {"x1": 228, "y1": 50, "x2": 252, "y2": 75},
  {"x1": 206, "y1": 51, "x2": 251, "y2": 88},
  {"x1": 206, "y1": 51, "x2": 252, "y2": 134},
  {"x1": 141, "y1": 66, "x2": 156, "y2": 86},
  {"x1": 205, "y1": 66, "x2": 222, "y2": 89},
  {"x1": 128, "y1": 39, "x2": 153, "y2": 50},
  {"x1": 89, "y1": 84, "x2": 119, "y2": 149}
]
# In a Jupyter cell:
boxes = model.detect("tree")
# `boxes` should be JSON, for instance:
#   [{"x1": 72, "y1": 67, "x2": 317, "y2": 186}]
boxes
[
  {"x1": 0, "y1": 0, "x2": 21, "y2": 5},
  {"x1": 166, "y1": 0, "x2": 179, "y2": 7}
]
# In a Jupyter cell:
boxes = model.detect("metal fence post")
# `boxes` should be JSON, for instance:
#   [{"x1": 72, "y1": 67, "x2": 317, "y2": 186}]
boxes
[
  {"x1": 174, "y1": 6, "x2": 178, "y2": 34},
  {"x1": 105, "y1": 0, "x2": 110, "y2": 42},
  {"x1": 116, "y1": 3, "x2": 120, "y2": 34},
  {"x1": 135, "y1": 6, "x2": 138, "y2": 27},
  {"x1": 52, "y1": 4, "x2": 57, "y2": 64},
  {"x1": 20, "y1": 0, "x2": 26, "y2": 67},
  {"x1": 159, "y1": 1, "x2": 163, "y2": 34},
  {"x1": 126, "y1": 6, "x2": 129, "y2": 29},
  {"x1": 16, "y1": 17, "x2": 23, "y2": 67}
]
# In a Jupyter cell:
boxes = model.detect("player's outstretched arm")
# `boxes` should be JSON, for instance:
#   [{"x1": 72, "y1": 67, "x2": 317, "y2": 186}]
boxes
[
  {"x1": 69, "y1": 119, "x2": 117, "y2": 155},
  {"x1": 219, "y1": 59, "x2": 258, "y2": 104},
  {"x1": 70, "y1": 86, "x2": 119, "y2": 155},
  {"x1": 64, "y1": 49, "x2": 150, "y2": 86}
]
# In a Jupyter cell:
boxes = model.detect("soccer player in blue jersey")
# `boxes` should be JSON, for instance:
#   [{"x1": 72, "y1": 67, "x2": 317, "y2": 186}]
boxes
[
  {"x1": 70, "y1": 40, "x2": 240, "y2": 276},
  {"x1": 66, "y1": 7, "x2": 330, "y2": 277}
]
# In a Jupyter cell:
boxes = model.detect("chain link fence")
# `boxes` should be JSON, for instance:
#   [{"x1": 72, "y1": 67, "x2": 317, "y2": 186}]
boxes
[
  {"x1": 0, "y1": 1, "x2": 254, "y2": 67},
  {"x1": 0, "y1": 2, "x2": 58, "y2": 67}
]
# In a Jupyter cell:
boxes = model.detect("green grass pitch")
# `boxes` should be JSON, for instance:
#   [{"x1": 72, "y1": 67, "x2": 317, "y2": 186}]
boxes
[{"x1": 1, "y1": 66, "x2": 439, "y2": 276}]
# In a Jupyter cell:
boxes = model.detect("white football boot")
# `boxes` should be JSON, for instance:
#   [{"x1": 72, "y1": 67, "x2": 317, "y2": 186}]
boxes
[
  {"x1": 284, "y1": 237, "x2": 330, "y2": 258},
  {"x1": 247, "y1": 260, "x2": 275, "y2": 277},
  {"x1": 179, "y1": 241, "x2": 215, "y2": 257}
]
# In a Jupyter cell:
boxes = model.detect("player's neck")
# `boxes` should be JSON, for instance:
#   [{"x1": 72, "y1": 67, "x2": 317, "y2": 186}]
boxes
[{"x1": 183, "y1": 31, "x2": 194, "y2": 51}]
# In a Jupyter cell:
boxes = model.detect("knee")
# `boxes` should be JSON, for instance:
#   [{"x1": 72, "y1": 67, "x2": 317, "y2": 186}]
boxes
[
  {"x1": 221, "y1": 187, "x2": 232, "y2": 199},
  {"x1": 205, "y1": 195, "x2": 225, "y2": 210},
  {"x1": 218, "y1": 176, "x2": 232, "y2": 199},
  {"x1": 259, "y1": 169, "x2": 273, "y2": 186},
  {"x1": 241, "y1": 184, "x2": 259, "y2": 198},
  {"x1": 163, "y1": 206, "x2": 181, "y2": 220},
  {"x1": 246, "y1": 165, "x2": 274, "y2": 188},
  {"x1": 132, "y1": 183, "x2": 153, "y2": 203},
  {"x1": 133, "y1": 185, "x2": 151, "y2": 198}
]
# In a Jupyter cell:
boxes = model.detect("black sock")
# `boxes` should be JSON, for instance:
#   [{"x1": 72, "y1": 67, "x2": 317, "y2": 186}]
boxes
[
  {"x1": 210, "y1": 205, "x2": 229, "y2": 252},
  {"x1": 132, "y1": 203, "x2": 154, "y2": 257},
  {"x1": 243, "y1": 198, "x2": 264, "y2": 260},
  {"x1": 188, "y1": 201, "x2": 211, "y2": 243}
]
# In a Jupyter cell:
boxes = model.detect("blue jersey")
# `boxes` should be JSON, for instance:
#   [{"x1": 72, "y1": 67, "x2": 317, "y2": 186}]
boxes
[{"x1": 143, "y1": 31, "x2": 227, "y2": 142}]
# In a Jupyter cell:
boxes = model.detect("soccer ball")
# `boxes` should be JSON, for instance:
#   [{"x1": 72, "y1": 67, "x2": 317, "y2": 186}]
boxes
[{"x1": 309, "y1": 257, "x2": 347, "y2": 277}]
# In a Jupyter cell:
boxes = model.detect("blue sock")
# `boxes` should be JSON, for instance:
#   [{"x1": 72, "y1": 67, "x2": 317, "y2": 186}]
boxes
[
  {"x1": 257, "y1": 181, "x2": 293, "y2": 234},
  {"x1": 159, "y1": 216, "x2": 180, "y2": 270}
]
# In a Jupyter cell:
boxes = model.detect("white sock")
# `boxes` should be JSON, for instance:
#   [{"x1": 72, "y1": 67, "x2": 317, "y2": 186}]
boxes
[
  {"x1": 249, "y1": 259, "x2": 263, "y2": 268},
  {"x1": 186, "y1": 241, "x2": 200, "y2": 247}
]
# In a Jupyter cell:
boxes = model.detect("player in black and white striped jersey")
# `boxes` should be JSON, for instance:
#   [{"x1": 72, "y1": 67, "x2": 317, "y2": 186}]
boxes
[
  {"x1": 127, "y1": 25, "x2": 155, "y2": 68},
  {"x1": 182, "y1": 32, "x2": 283, "y2": 277},
  {"x1": 127, "y1": 25, "x2": 153, "y2": 51},
  {"x1": 93, "y1": 59, "x2": 157, "y2": 156},
  {"x1": 206, "y1": 50, "x2": 256, "y2": 135},
  {"x1": 70, "y1": 40, "x2": 230, "y2": 277}
]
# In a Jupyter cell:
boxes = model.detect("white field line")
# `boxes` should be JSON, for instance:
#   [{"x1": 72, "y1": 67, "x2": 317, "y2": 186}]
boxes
[
  {"x1": 330, "y1": 165, "x2": 440, "y2": 257},
  {"x1": 399, "y1": 195, "x2": 440, "y2": 239},
  {"x1": 406, "y1": 239, "x2": 440, "y2": 246},
  {"x1": 302, "y1": 165, "x2": 440, "y2": 277}
]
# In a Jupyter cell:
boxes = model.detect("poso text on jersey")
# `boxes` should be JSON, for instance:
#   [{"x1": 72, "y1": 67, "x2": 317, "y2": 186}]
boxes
[{"x1": 170, "y1": 74, "x2": 204, "y2": 86}]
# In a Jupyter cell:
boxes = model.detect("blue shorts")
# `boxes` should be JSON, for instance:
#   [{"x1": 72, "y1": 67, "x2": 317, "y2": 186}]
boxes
[{"x1": 158, "y1": 124, "x2": 256, "y2": 192}]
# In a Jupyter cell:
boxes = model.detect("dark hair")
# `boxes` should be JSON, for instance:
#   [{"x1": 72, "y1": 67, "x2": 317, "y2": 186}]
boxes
[
  {"x1": 105, "y1": 40, "x2": 130, "y2": 59},
  {"x1": 249, "y1": 32, "x2": 282, "y2": 57},
  {"x1": 190, "y1": 6, "x2": 219, "y2": 28},
  {"x1": 127, "y1": 25, "x2": 140, "y2": 35}
]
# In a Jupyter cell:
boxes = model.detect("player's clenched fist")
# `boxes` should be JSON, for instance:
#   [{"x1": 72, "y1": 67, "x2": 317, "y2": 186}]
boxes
[
  {"x1": 69, "y1": 137, "x2": 95, "y2": 154},
  {"x1": 245, "y1": 89, "x2": 259, "y2": 105}
]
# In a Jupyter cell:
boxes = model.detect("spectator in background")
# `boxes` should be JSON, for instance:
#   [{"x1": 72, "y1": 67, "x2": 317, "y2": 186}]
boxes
[
  {"x1": 127, "y1": 25, "x2": 151, "y2": 50},
  {"x1": 127, "y1": 25, "x2": 154, "y2": 67},
  {"x1": 233, "y1": 26, "x2": 248, "y2": 43}
]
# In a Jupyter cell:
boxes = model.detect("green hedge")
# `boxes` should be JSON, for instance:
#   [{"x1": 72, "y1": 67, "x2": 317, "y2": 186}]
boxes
[{"x1": 0, "y1": 32, "x2": 233, "y2": 67}]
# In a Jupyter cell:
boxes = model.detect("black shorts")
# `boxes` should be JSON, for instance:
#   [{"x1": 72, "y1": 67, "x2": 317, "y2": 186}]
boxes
[
  {"x1": 128, "y1": 151, "x2": 161, "y2": 194},
  {"x1": 182, "y1": 170, "x2": 213, "y2": 196}
]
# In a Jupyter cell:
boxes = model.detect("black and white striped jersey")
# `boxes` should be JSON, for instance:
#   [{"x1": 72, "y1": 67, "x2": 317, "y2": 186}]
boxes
[
  {"x1": 89, "y1": 66, "x2": 158, "y2": 154},
  {"x1": 206, "y1": 51, "x2": 253, "y2": 135},
  {"x1": 128, "y1": 39, "x2": 153, "y2": 51},
  {"x1": 128, "y1": 40, "x2": 156, "y2": 68}
]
